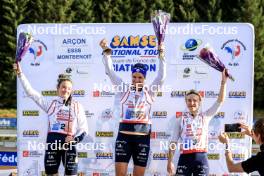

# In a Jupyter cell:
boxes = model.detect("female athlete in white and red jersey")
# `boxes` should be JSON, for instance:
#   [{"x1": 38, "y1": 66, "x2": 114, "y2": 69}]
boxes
[
  {"x1": 100, "y1": 39, "x2": 166, "y2": 176},
  {"x1": 14, "y1": 62, "x2": 88, "y2": 176},
  {"x1": 167, "y1": 69, "x2": 228, "y2": 176}
]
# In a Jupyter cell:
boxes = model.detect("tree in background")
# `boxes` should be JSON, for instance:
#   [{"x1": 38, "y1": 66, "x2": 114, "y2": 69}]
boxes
[
  {"x1": 0, "y1": 0, "x2": 29, "y2": 108},
  {"x1": 0, "y1": 0, "x2": 263, "y2": 111},
  {"x1": 238, "y1": 0, "x2": 264, "y2": 109},
  {"x1": 174, "y1": 0, "x2": 199, "y2": 22},
  {"x1": 195, "y1": 0, "x2": 222, "y2": 22},
  {"x1": 72, "y1": 0, "x2": 94, "y2": 23}
]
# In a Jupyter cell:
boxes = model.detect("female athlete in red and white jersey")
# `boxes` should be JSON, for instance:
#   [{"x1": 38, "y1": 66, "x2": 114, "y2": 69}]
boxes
[
  {"x1": 167, "y1": 70, "x2": 228, "y2": 176},
  {"x1": 100, "y1": 39, "x2": 166, "y2": 176},
  {"x1": 14, "y1": 62, "x2": 88, "y2": 176}
]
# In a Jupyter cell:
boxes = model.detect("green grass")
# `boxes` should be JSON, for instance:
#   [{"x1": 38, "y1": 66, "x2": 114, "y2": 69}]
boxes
[{"x1": 0, "y1": 109, "x2": 16, "y2": 117}]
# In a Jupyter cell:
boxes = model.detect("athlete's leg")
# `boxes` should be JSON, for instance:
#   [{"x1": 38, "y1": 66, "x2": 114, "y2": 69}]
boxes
[
  {"x1": 63, "y1": 143, "x2": 78, "y2": 176},
  {"x1": 133, "y1": 165, "x2": 146, "y2": 176},
  {"x1": 193, "y1": 153, "x2": 209, "y2": 176},
  {"x1": 176, "y1": 154, "x2": 192, "y2": 176},
  {"x1": 132, "y1": 134, "x2": 150, "y2": 176},
  {"x1": 115, "y1": 133, "x2": 132, "y2": 176},
  {"x1": 115, "y1": 162, "x2": 129, "y2": 176}
]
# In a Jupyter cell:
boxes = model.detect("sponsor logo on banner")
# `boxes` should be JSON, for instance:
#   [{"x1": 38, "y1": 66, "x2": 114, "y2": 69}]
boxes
[
  {"x1": 234, "y1": 111, "x2": 246, "y2": 121},
  {"x1": 152, "y1": 111, "x2": 167, "y2": 118},
  {"x1": 207, "y1": 153, "x2": 220, "y2": 160},
  {"x1": 228, "y1": 91, "x2": 246, "y2": 98},
  {"x1": 85, "y1": 111, "x2": 95, "y2": 118},
  {"x1": 95, "y1": 131, "x2": 114, "y2": 137},
  {"x1": 41, "y1": 90, "x2": 85, "y2": 97},
  {"x1": 22, "y1": 130, "x2": 40, "y2": 137},
  {"x1": 152, "y1": 172, "x2": 162, "y2": 176},
  {"x1": 110, "y1": 35, "x2": 157, "y2": 57},
  {"x1": 171, "y1": 91, "x2": 188, "y2": 97},
  {"x1": 92, "y1": 90, "x2": 115, "y2": 97},
  {"x1": 29, "y1": 39, "x2": 47, "y2": 66},
  {"x1": 96, "y1": 152, "x2": 113, "y2": 159},
  {"x1": 78, "y1": 152, "x2": 88, "y2": 158},
  {"x1": 152, "y1": 153, "x2": 168, "y2": 160},
  {"x1": 108, "y1": 35, "x2": 158, "y2": 73},
  {"x1": 171, "y1": 90, "x2": 204, "y2": 98},
  {"x1": 151, "y1": 132, "x2": 170, "y2": 139},
  {"x1": 221, "y1": 39, "x2": 246, "y2": 67},
  {"x1": 180, "y1": 39, "x2": 202, "y2": 60},
  {"x1": 183, "y1": 67, "x2": 191, "y2": 78},
  {"x1": 65, "y1": 67, "x2": 73, "y2": 73},
  {"x1": 178, "y1": 65, "x2": 209, "y2": 80},
  {"x1": 22, "y1": 110, "x2": 39, "y2": 116},
  {"x1": 56, "y1": 37, "x2": 92, "y2": 63},
  {"x1": 101, "y1": 109, "x2": 113, "y2": 120},
  {"x1": 156, "y1": 92, "x2": 163, "y2": 97},
  {"x1": 205, "y1": 91, "x2": 219, "y2": 98},
  {"x1": 213, "y1": 112, "x2": 225, "y2": 119},
  {"x1": 226, "y1": 132, "x2": 245, "y2": 139},
  {"x1": 232, "y1": 153, "x2": 245, "y2": 161},
  {"x1": 22, "y1": 150, "x2": 42, "y2": 157}
]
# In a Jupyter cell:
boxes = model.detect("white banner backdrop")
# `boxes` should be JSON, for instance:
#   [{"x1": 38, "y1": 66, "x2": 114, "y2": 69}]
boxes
[{"x1": 17, "y1": 23, "x2": 254, "y2": 176}]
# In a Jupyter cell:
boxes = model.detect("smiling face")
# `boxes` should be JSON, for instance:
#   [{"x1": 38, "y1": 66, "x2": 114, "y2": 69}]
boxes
[
  {"x1": 185, "y1": 93, "x2": 201, "y2": 115},
  {"x1": 132, "y1": 72, "x2": 145, "y2": 89},
  {"x1": 57, "y1": 80, "x2": 72, "y2": 100}
]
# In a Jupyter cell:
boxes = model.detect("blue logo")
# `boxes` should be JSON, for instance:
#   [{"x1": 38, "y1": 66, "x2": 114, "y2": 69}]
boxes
[{"x1": 181, "y1": 39, "x2": 202, "y2": 51}]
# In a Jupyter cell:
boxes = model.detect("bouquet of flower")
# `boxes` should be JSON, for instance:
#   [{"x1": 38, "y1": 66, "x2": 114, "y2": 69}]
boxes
[
  {"x1": 197, "y1": 46, "x2": 234, "y2": 81},
  {"x1": 15, "y1": 32, "x2": 33, "y2": 62},
  {"x1": 151, "y1": 10, "x2": 170, "y2": 46}
]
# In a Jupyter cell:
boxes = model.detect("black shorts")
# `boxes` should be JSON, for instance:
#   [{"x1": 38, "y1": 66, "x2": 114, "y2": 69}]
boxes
[
  {"x1": 44, "y1": 132, "x2": 78, "y2": 175},
  {"x1": 176, "y1": 152, "x2": 209, "y2": 176},
  {"x1": 115, "y1": 132, "x2": 150, "y2": 167}
]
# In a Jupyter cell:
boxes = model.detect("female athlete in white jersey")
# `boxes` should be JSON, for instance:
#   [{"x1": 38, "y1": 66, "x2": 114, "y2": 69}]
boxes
[
  {"x1": 167, "y1": 70, "x2": 228, "y2": 176},
  {"x1": 100, "y1": 39, "x2": 166, "y2": 176},
  {"x1": 14, "y1": 62, "x2": 88, "y2": 176}
]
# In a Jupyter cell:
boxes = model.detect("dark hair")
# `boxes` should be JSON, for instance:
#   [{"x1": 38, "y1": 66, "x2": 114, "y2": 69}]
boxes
[
  {"x1": 253, "y1": 118, "x2": 264, "y2": 143},
  {"x1": 185, "y1": 89, "x2": 202, "y2": 101},
  {"x1": 57, "y1": 74, "x2": 72, "y2": 89}
]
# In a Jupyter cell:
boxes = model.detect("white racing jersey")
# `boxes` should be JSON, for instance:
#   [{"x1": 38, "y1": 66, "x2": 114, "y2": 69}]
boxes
[
  {"x1": 103, "y1": 54, "x2": 166, "y2": 124},
  {"x1": 19, "y1": 73, "x2": 88, "y2": 137},
  {"x1": 171, "y1": 101, "x2": 222, "y2": 154}
]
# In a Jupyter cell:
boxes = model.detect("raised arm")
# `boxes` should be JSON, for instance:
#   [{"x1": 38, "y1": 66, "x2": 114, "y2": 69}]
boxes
[
  {"x1": 205, "y1": 69, "x2": 228, "y2": 117},
  {"x1": 13, "y1": 62, "x2": 49, "y2": 112},
  {"x1": 100, "y1": 39, "x2": 123, "y2": 86},
  {"x1": 149, "y1": 43, "x2": 166, "y2": 95}
]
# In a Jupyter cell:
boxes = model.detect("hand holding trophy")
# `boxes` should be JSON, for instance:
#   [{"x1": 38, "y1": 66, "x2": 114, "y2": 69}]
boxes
[
  {"x1": 151, "y1": 10, "x2": 170, "y2": 60},
  {"x1": 16, "y1": 32, "x2": 33, "y2": 63},
  {"x1": 196, "y1": 45, "x2": 235, "y2": 81},
  {"x1": 99, "y1": 38, "x2": 112, "y2": 55}
]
